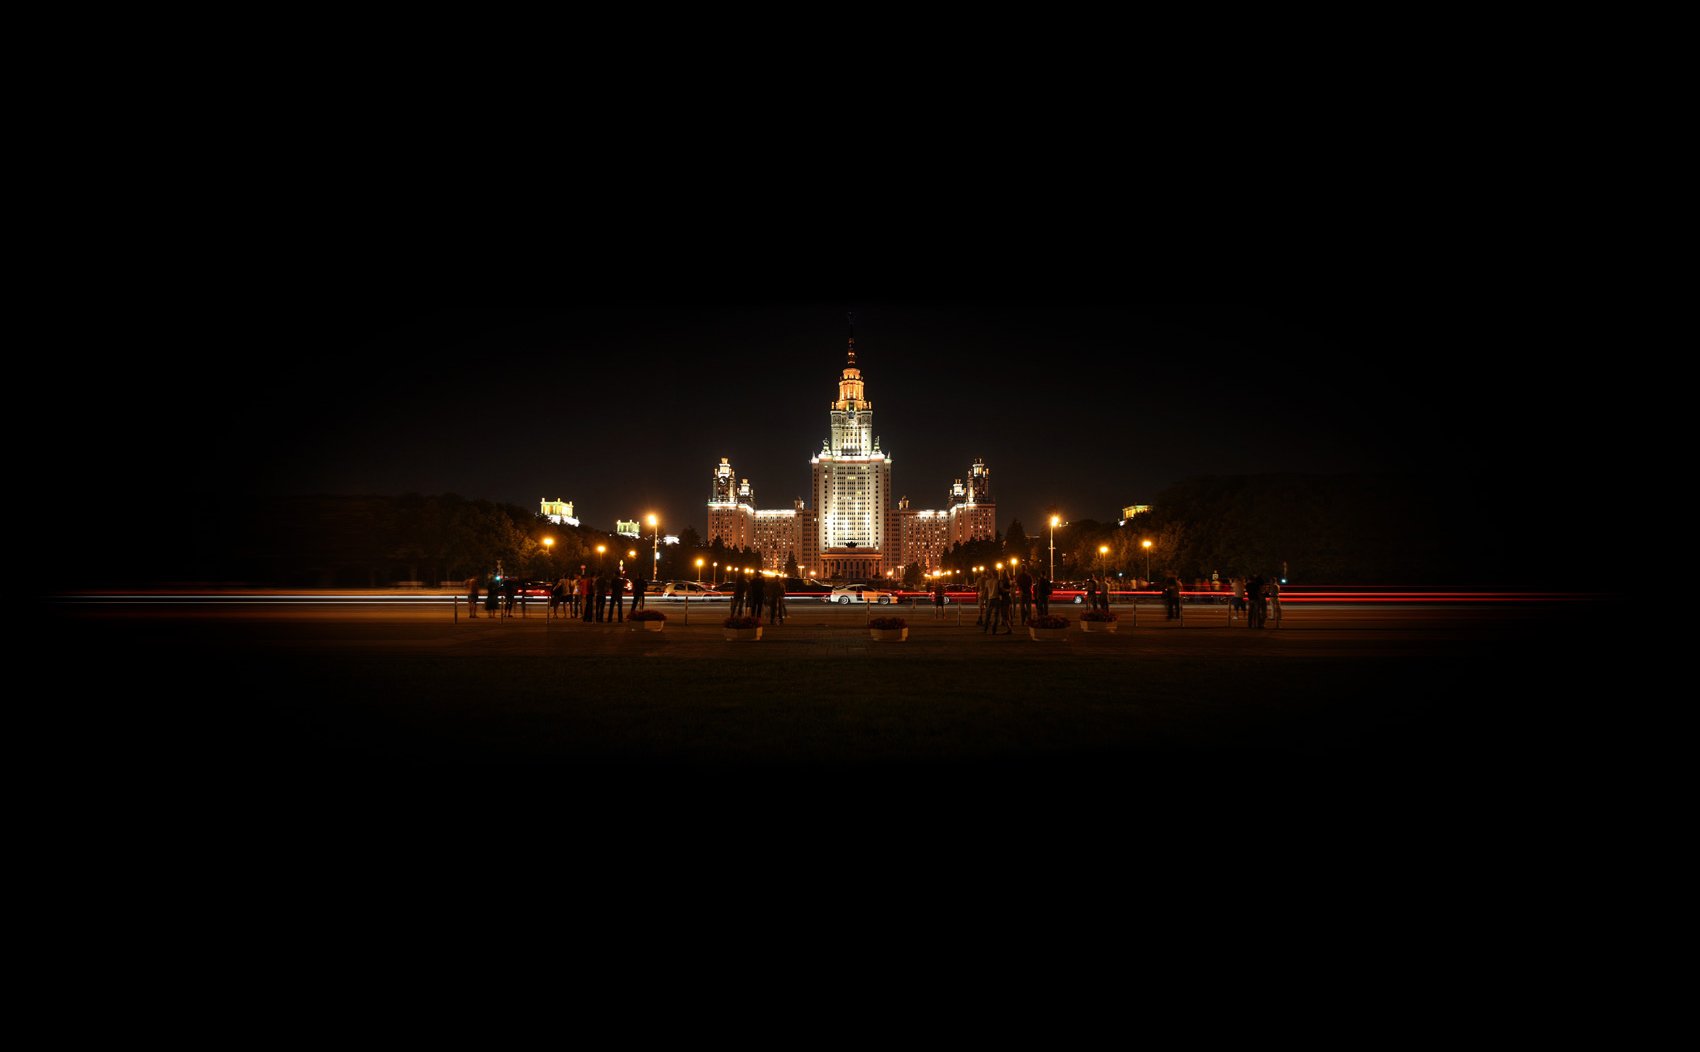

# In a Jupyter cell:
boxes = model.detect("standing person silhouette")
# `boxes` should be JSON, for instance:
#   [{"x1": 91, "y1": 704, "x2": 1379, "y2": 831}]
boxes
[
  {"x1": 594, "y1": 571, "x2": 609, "y2": 622},
  {"x1": 1017, "y1": 567, "x2": 1034, "y2": 625},
  {"x1": 994, "y1": 570, "x2": 1014, "y2": 634},
  {"x1": 466, "y1": 576, "x2": 481, "y2": 619},
  {"x1": 1246, "y1": 572, "x2": 1266, "y2": 628},
  {"x1": 747, "y1": 573, "x2": 765, "y2": 623},
  {"x1": 609, "y1": 568, "x2": 626, "y2": 623},
  {"x1": 933, "y1": 577, "x2": 947, "y2": 620},
  {"x1": 730, "y1": 573, "x2": 747, "y2": 618},
  {"x1": 630, "y1": 574, "x2": 647, "y2": 613},
  {"x1": 1037, "y1": 573, "x2": 1052, "y2": 617}
]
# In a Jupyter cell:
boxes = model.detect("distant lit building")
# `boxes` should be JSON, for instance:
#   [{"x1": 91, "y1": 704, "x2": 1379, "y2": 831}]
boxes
[
  {"x1": 754, "y1": 508, "x2": 799, "y2": 573},
  {"x1": 897, "y1": 499, "x2": 951, "y2": 573},
  {"x1": 615, "y1": 519, "x2": 640, "y2": 538},
  {"x1": 1120, "y1": 504, "x2": 1151, "y2": 524},
  {"x1": 541, "y1": 498, "x2": 579, "y2": 526},
  {"x1": 811, "y1": 333, "x2": 892, "y2": 581},
  {"x1": 946, "y1": 458, "x2": 997, "y2": 548},
  {"x1": 707, "y1": 327, "x2": 994, "y2": 581},
  {"x1": 707, "y1": 458, "x2": 755, "y2": 552}
]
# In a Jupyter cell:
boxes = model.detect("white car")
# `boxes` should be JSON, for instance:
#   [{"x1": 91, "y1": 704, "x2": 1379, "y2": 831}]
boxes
[
  {"x1": 661, "y1": 581, "x2": 723, "y2": 600},
  {"x1": 826, "y1": 585, "x2": 894, "y2": 605}
]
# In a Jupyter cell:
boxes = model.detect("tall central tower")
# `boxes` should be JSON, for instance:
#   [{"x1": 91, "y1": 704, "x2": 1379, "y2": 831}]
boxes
[{"x1": 810, "y1": 317, "x2": 892, "y2": 580}]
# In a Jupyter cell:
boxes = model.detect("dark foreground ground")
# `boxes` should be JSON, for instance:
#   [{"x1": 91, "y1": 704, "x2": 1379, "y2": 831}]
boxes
[{"x1": 64, "y1": 597, "x2": 1626, "y2": 850}]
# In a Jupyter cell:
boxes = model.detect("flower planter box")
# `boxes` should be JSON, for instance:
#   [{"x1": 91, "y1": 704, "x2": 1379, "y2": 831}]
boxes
[
  {"x1": 1079, "y1": 620, "x2": 1117, "y2": 633},
  {"x1": 641, "y1": 621, "x2": 665, "y2": 633},
  {"x1": 723, "y1": 627, "x2": 763, "y2": 641},
  {"x1": 869, "y1": 627, "x2": 908, "y2": 642},
  {"x1": 1028, "y1": 627, "x2": 1069, "y2": 642}
]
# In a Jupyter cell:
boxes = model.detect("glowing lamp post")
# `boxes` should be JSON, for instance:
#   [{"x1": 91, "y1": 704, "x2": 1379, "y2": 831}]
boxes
[
  {"x1": 696, "y1": 557, "x2": 704, "y2": 584},
  {"x1": 1142, "y1": 539, "x2": 1152, "y2": 583},
  {"x1": 596, "y1": 544, "x2": 606, "y2": 570},
  {"x1": 648, "y1": 513, "x2": 660, "y2": 586},
  {"x1": 1049, "y1": 515, "x2": 1061, "y2": 579}
]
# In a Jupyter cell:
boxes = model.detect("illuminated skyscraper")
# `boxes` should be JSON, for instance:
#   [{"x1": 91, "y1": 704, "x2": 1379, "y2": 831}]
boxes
[
  {"x1": 810, "y1": 327, "x2": 892, "y2": 580},
  {"x1": 707, "y1": 322, "x2": 992, "y2": 581}
]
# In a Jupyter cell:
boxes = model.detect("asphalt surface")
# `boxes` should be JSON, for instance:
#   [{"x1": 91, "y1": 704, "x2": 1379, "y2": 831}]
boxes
[{"x1": 67, "y1": 595, "x2": 1621, "y2": 817}]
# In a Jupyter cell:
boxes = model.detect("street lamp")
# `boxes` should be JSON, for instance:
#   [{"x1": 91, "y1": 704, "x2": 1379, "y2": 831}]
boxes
[
  {"x1": 596, "y1": 544, "x2": 606, "y2": 570},
  {"x1": 1099, "y1": 544, "x2": 1109, "y2": 572},
  {"x1": 1049, "y1": 515, "x2": 1060, "y2": 579},
  {"x1": 712, "y1": 561, "x2": 718, "y2": 585},
  {"x1": 1142, "y1": 539, "x2": 1152, "y2": 583},
  {"x1": 696, "y1": 557, "x2": 704, "y2": 583},
  {"x1": 648, "y1": 513, "x2": 660, "y2": 586}
]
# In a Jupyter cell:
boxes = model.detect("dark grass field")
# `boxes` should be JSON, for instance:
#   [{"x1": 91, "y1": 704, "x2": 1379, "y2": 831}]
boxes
[
  {"x1": 52, "y1": 600, "x2": 1638, "y2": 938},
  {"x1": 72, "y1": 600, "x2": 1620, "y2": 849}
]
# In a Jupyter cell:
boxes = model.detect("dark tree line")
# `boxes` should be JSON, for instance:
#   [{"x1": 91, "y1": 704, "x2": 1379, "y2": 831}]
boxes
[
  {"x1": 56, "y1": 471, "x2": 1574, "y2": 592},
  {"x1": 942, "y1": 471, "x2": 1569, "y2": 589},
  {"x1": 61, "y1": 492, "x2": 779, "y2": 591}
]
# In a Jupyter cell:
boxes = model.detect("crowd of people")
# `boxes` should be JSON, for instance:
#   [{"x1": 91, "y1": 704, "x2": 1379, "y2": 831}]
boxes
[
  {"x1": 967, "y1": 567, "x2": 1115, "y2": 634},
  {"x1": 1227, "y1": 573, "x2": 1282, "y2": 628},
  {"x1": 725, "y1": 572, "x2": 788, "y2": 624},
  {"x1": 462, "y1": 566, "x2": 1283, "y2": 628},
  {"x1": 462, "y1": 568, "x2": 650, "y2": 623}
]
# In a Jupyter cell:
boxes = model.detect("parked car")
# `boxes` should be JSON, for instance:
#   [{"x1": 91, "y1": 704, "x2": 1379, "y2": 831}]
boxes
[
  {"x1": 502, "y1": 579, "x2": 555, "y2": 600},
  {"x1": 826, "y1": 585, "x2": 894, "y2": 605},
  {"x1": 661, "y1": 581, "x2": 723, "y2": 599},
  {"x1": 1046, "y1": 581, "x2": 1089, "y2": 604},
  {"x1": 892, "y1": 590, "x2": 953, "y2": 604},
  {"x1": 782, "y1": 577, "x2": 833, "y2": 596}
]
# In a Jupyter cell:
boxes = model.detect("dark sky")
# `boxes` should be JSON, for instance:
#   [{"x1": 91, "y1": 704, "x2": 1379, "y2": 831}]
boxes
[{"x1": 79, "y1": 295, "x2": 1594, "y2": 548}]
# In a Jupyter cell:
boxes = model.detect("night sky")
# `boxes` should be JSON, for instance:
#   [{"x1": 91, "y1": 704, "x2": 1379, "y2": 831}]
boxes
[{"x1": 66, "y1": 294, "x2": 1600, "y2": 560}]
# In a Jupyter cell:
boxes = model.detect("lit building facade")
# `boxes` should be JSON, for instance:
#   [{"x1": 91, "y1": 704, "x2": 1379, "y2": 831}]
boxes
[
  {"x1": 706, "y1": 331, "x2": 994, "y2": 582},
  {"x1": 810, "y1": 334, "x2": 891, "y2": 581},
  {"x1": 946, "y1": 458, "x2": 997, "y2": 547},
  {"x1": 540, "y1": 498, "x2": 579, "y2": 526},
  {"x1": 897, "y1": 498, "x2": 952, "y2": 574},
  {"x1": 706, "y1": 458, "x2": 755, "y2": 552}
]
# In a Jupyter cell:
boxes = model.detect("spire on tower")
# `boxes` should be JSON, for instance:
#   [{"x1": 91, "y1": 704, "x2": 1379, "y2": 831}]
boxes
[{"x1": 846, "y1": 310, "x2": 856, "y2": 368}]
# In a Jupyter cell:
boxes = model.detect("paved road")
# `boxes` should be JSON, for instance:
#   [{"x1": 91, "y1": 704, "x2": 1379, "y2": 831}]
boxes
[{"x1": 62, "y1": 592, "x2": 1626, "y2": 870}]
